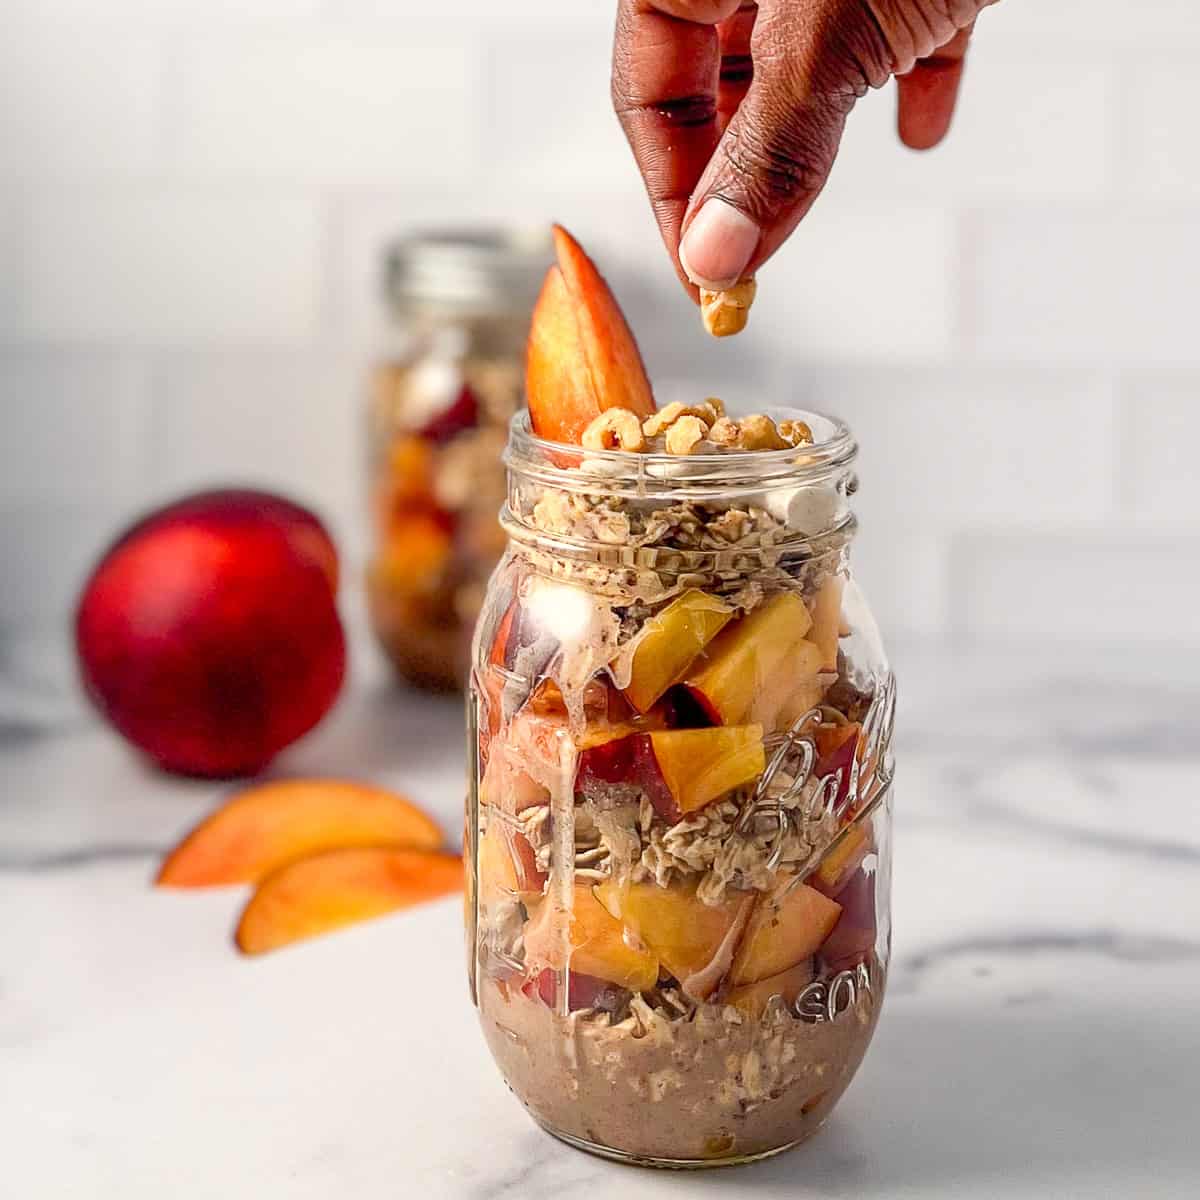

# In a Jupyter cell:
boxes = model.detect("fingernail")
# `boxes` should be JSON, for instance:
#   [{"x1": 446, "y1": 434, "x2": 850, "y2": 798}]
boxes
[{"x1": 679, "y1": 199, "x2": 760, "y2": 290}]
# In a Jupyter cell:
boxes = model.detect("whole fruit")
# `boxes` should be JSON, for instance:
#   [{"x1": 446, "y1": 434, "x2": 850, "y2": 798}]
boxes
[{"x1": 75, "y1": 489, "x2": 346, "y2": 778}]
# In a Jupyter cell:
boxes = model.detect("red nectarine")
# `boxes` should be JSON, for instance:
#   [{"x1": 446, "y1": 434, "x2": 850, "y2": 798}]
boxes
[{"x1": 76, "y1": 489, "x2": 345, "y2": 778}]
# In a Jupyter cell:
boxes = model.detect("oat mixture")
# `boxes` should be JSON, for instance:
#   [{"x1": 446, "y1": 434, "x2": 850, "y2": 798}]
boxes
[{"x1": 471, "y1": 404, "x2": 893, "y2": 1163}]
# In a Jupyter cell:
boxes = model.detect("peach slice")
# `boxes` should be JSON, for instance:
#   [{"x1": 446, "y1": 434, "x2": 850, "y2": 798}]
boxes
[
  {"x1": 729, "y1": 878, "x2": 843, "y2": 987},
  {"x1": 809, "y1": 574, "x2": 845, "y2": 674},
  {"x1": 595, "y1": 878, "x2": 754, "y2": 1000},
  {"x1": 157, "y1": 779, "x2": 443, "y2": 888},
  {"x1": 523, "y1": 883, "x2": 659, "y2": 992},
  {"x1": 526, "y1": 225, "x2": 655, "y2": 445},
  {"x1": 818, "y1": 867, "x2": 878, "y2": 972},
  {"x1": 478, "y1": 820, "x2": 546, "y2": 905},
  {"x1": 810, "y1": 822, "x2": 871, "y2": 897},
  {"x1": 726, "y1": 961, "x2": 815, "y2": 1019},
  {"x1": 682, "y1": 592, "x2": 816, "y2": 728},
  {"x1": 235, "y1": 847, "x2": 463, "y2": 955},
  {"x1": 624, "y1": 590, "x2": 734, "y2": 713},
  {"x1": 575, "y1": 725, "x2": 765, "y2": 823}
]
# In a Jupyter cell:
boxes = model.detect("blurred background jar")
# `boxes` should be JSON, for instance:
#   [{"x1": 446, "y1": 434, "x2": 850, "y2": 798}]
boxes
[{"x1": 366, "y1": 230, "x2": 552, "y2": 691}]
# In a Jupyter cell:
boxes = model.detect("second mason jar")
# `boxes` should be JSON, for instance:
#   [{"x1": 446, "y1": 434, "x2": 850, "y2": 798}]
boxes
[
  {"x1": 465, "y1": 409, "x2": 896, "y2": 1167},
  {"x1": 366, "y1": 229, "x2": 551, "y2": 690}
]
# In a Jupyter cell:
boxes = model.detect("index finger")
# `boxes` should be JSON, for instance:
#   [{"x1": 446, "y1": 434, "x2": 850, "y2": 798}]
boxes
[{"x1": 612, "y1": 0, "x2": 742, "y2": 294}]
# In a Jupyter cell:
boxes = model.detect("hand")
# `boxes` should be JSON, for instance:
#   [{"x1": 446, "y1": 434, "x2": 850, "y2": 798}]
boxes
[{"x1": 612, "y1": 0, "x2": 994, "y2": 295}]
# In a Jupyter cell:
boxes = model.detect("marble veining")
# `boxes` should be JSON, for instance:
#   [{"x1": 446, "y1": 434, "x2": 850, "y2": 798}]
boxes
[{"x1": 2, "y1": 636, "x2": 1198, "y2": 1198}]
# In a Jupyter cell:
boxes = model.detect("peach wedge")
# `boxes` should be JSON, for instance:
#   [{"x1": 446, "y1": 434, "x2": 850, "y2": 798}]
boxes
[
  {"x1": 236, "y1": 847, "x2": 463, "y2": 955},
  {"x1": 526, "y1": 225, "x2": 655, "y2": 445},
  {"x1": 623, "y1": 589, "x2": 733, "y2": 713},
  {"x1": 729, "y1": 878, "x2": 843, "y2": 987},
  {"x1": 157, "y1": 778, "x2": 443, "y2": 887},
  {"x1": 523, "y1": 883, "x2": 659, "y2": 992}
]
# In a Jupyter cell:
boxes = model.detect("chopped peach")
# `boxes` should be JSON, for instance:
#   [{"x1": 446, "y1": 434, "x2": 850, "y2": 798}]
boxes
[
  {"x1": 730, "y1": 879, "x2": 843, "y2": 986},
  {"x1": 576, "y1": 725, "x2": 764, "y2": 823},
  {"x1": 682, "y1": 592, "x2": 815, "y2": 728},
  {"x1": 810, "y1": 822, "x2": 871, "y2": 897},
  {"x1": 623, "y1": 590, "x2": 733, "y2": 713},
  {"x1": 523, "y1": 883, "x2": 659, "y2": 992},
  {"x1": 809, "y1": 574, "x2": 845, "y2": 673},
  {"x1": 595, "y1": 878, "x2": 754, "y2": 1000},
  {"x1": 814, "y1": 722, "x2": 861, "y2": 817},
  {"x1": 370, "y1": 512, "x2": 452, "y2": 596},
  {"x1": 526, "y1": 226, "x2": 655, "y2": 445},
  {"x1": 819, "y1": 867, "x2": 877, "y2": 972},
  {"x1": 725, "y1": 961, "x2": 815, "y2": 1019},
  {"x1": 157, "y1": 779, "x2": 443, "y2": 888},
  {"x1": 478, "y1": 821, "x2": 545, "y2": 904},
  {"x1": 235, "y1": 847, "x2": 463, "y2": 955}
]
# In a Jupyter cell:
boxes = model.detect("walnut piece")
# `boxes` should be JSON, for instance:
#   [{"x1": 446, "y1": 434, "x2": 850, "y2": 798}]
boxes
[
  {"x1": 778, "y1": 418, "x2": 814, "y2": 447},
  {"x1": 707, "y1": 416, "x2": 740, "y2": 446},
  {"x1": 699, "y1": 279, "x2": 757, "y2": 338},
  {"x1": 737, "y1": 414, "x2": 790, "y2": 451},
  {"x1": 664, "y1": 415, "x2": 708, "y2": 456},
  {"x1": 642, "y1": 401, "x2": 718, "y2": 439},
  {"x1": 581, "y1": 407, "x2": 647, "y2": 452}
]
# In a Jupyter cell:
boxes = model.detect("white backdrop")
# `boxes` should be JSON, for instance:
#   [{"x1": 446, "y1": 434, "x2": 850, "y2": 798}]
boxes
[{"x1": 3, "y1": 0, "x2": 1198, "y2": 645}]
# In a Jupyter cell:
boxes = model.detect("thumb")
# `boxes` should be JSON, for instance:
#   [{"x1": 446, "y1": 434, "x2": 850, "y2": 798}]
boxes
[{"x1": 677, "y1": 3, "x2": 890, "y2": 290}]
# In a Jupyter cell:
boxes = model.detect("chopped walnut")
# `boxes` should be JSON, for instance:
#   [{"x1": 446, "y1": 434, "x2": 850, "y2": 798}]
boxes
[
  {"x1": 665, "y1": 415, "x2": 708, "y2": 456},
  {"x1": 707, "y1": 416, "x2": 740, "y2": 447},
  {"x1": 737, "y1": 414, "x2": 790, "y2": 451},
  {"x1": 642, "y1": 401, "x2": 717, "y2": 439},
  {"x1": 778, "y1": 419, "x2": 814, "y2": 447},
  {"x1": 700, "y1": 279, "x2": 756, "y2": 338},
  {"x1": 581, "y1": 407, "x2": 647, "y2": 452}
]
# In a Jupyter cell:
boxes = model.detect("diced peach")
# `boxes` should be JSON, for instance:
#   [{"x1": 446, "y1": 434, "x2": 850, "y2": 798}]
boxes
[
  {"x1": 818, "y1": 867, "x2": 877, "y2": 972},
  {"x1": 523, "y1": 883, "x2": 659, "y2": 992},
  {"x1": 595, "y1": 878, "x2": 754, "y2": 1000},
  {"x1": 521, "y1": 968, "x2": 627, "y2": 1012},
  {"x1": 575, "y1": 725, "x2": 764, "y2": 823},
  {"x1": 814, "y1": 721, "x2": 861, "y2": 818},
  {"x1": 810, "y1": 822, "x2": 871, "y2": 897},
  {"x1": 809, "y1": 574, "x2": 845, "y2": 673},
  {"x1": 729, "y1": 879, "x2": 843, "y2": 986},
  {"x1": 682, "y1": 592, "x2": 814, "y2": 728},
  {"x1": 478, "y1": 820, "x2": 546, "y2": 904},
  {"x1": 623, "y1": 590, "x2": 733, "y2": 713},
  {"x1": 157, "y1": 779, "x2": 443, "y2": 888},
  {"x1": 371, "y1": 512, "x2": 452, "y2": 596},
  {"x1": 726, "y1": 961, "x2": 815, "y2": 1019},
  {"x1": 235, "y1": 847, "x2": 463, "y2": 955},
  {"x1": 526, "y1": 226, "x2": 655, "y2": 445}
]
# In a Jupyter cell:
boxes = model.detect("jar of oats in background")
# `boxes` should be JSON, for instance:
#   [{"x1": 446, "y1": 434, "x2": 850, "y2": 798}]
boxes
[{"x1": 367, "y1": 230, "x2": 551, "y2": 691}]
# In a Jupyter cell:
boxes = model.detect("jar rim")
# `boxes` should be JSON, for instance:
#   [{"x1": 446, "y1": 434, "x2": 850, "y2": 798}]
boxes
[{"x1": 504, "y1": 407, "x2": 858, "y2": 499}]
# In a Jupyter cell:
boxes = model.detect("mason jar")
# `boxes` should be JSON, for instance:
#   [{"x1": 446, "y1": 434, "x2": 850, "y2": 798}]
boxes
[
  {"x1": 366, "y1": 229, "x2": 551, "y2": 690},
  {"x1": 465, "y1": 408, "x2": 896, "y2": 1167}
]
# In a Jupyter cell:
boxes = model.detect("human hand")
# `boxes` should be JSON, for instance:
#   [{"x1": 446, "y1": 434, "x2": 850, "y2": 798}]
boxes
[{"x1": 612, "y1": 1, "x2": 994, "y2": 296}]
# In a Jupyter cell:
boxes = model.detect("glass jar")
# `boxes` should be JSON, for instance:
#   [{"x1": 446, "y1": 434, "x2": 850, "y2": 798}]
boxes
[
  {"x1": 465, "y1": 409, "x2": 896, "y2": 1167},
  {"x1": 366, "y1": 229, "x2": 551, "y2": 691}
]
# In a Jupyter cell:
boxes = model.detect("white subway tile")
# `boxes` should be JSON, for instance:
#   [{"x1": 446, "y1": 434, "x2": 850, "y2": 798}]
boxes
[
  {"x1": 980, "y1": 0, "x2": 1200, "y2": 46},
  {"x1": 25, "y1": 186, "x2": 322, "y2": 343},
  {"x1": 172, "y1": 37, "x2": 476, "y2": 181},
  {"x1": 0, "y1": 352, "x2": 151, "y2": 504},
  {"x1": 827, "y1": 44, "x2": 1112, "y2": 208},
  {"x1": 952, "y1": 531, "x2": 1200, "y2": 643},
  {"x1": 1126, "y1": 61, "x2": 1200, "y2": 196},
  {"x1": 747, "y1": 205, "x2": 954, "y2": 361},
  {"x1": 151, "y1": 351, "x2": 362, "y2": 551},
  {"x1": 853, "y1": 532, "x2": 952, "y2": 641},
  {"x1": 0, "y1": 194, "x2": 20, "y2": 337},
  {"x1": 1120, "y1": 372, "x2": 1200, "y2": 520},
  {"x1": 485, "y1": 37, "x2": 639, "y2": 190},
  {"x1": 965, "y1": 209, "x2": 1200, "y2": 365},
  {"x1": 799, "y1": 366, "x2": 1117, "y2": 526},
  {"x1": 0, "y1": 504, "x2": 131, "y2": 629},
  {"x1": 0, "y1": 26, "x2": 160, "y2": 174}
]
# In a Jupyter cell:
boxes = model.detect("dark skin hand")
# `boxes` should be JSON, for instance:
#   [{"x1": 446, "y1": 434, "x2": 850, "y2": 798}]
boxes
[{"x1": 612, "y1": 0, "x2": 996, "y2": 297}]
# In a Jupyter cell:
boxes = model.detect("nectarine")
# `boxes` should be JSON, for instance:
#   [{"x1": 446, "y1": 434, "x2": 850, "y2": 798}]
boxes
[{"x1": 76, "y1": 489, "x2": 345, "y2": 777}]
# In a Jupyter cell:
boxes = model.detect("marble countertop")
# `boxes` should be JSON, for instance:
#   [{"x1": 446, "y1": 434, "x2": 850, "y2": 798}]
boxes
[{"x1": 3, "y1": 633, "x2": 1198, "y2": 1198}]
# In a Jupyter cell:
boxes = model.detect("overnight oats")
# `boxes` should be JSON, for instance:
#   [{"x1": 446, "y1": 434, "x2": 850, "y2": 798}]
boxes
[{"x1": 464, "y1": 228, "x2": 895, "y2": 1168}]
